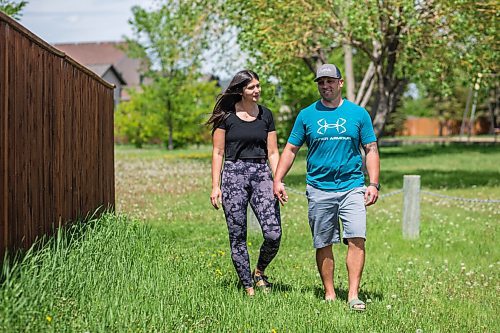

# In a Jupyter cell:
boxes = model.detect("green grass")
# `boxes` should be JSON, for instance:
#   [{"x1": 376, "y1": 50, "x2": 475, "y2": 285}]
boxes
[{"x1": 1, "y1": 144, "x2": 499, "y2": 332}]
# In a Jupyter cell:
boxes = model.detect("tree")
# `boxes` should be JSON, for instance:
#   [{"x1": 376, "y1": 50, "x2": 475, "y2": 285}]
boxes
[
  {"x1": 125, "y1": 0, "x2": 216, "y2": 149},
  {"x1": 222, "y1": 0, "x2": 498, "y2": 137},
  {"x1": 115, "y1": 87, "x2": 164, "y2": 148},
  {"x1": 0, "y1": 0, "x2": 27, "y2": 20},
  {"x1": 115, "y1": 78, "x2": 219, "y2": 148}
]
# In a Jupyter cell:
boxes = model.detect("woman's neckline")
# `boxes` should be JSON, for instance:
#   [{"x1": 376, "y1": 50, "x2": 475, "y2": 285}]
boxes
[{"x1": 235, "y1": 104, "x2": 261, "y2": 123}]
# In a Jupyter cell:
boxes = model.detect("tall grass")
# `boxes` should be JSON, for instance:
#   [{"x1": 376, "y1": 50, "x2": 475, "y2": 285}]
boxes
[{"x1": 1, "y1": 144, "x2": 498, "y2": 332}]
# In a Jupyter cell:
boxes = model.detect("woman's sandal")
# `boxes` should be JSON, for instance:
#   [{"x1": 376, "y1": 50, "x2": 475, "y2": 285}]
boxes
[{"x1": 252, "y1": 271, "x2": 272, "y2": 293}]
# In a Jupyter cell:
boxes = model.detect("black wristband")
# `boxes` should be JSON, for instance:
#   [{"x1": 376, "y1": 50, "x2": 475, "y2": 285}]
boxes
[{"x1": 368, "y1": 183, "x2": 380, "y2": 191}]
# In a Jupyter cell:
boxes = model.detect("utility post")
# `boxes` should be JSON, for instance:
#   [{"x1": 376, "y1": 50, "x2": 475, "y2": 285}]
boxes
[{"x1": 403, "y1": 175, "x2": 421, "y2": 239}]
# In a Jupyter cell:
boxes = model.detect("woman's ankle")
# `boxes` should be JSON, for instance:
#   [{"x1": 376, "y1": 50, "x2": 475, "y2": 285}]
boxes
[{"x1": 245, "y1": 287, "x2": 255, "y2": 296}]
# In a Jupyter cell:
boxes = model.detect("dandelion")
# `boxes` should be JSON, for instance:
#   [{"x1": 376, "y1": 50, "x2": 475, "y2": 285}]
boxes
[
  {"x1": 386, "y1": 304, "x2": 392, "y2": 310},
  {"x1": 215, "y1": 268, "x2": 223, "y2": 276},
  {"x1": 271, "y1": 329, "x2": 278, "y2": 333},
  {"x1": 46, "y1": 315, "x2": 52, "y2": 323}
]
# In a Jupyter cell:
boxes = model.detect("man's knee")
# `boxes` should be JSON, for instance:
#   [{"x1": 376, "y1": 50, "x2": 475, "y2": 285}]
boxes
[
  {"x1": 346, "y1": 237, "x2": 365, "y2": 250},
  {"x1": 316, "y1": 244, "x2": 333, "y2": 253}
]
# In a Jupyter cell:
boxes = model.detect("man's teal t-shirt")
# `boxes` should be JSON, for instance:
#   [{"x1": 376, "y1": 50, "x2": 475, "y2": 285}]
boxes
[{"x1": 287, "y1": 99, "x2": 377, "y2": 192}]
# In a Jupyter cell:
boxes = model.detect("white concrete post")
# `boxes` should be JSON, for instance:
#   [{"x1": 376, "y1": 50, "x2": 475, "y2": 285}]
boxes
[{"x1": 403, "y1": 175, "x2": 420, "y2": 239}]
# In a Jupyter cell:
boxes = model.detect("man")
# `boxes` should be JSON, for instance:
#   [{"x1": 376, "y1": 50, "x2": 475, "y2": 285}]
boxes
[{"x1": 273, "y1": 64, "x2": 380, "y2": 311}]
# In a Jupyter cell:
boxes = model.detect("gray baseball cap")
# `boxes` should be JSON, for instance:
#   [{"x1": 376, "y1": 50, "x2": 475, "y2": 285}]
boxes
[{"x1": 314, "y1": 64, "x2": 342, "y2": 81}]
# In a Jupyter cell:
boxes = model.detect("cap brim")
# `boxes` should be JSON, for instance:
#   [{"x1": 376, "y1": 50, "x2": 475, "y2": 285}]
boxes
[{"x1": 314, "y1": 76, "x2": 341, "y2": 82}]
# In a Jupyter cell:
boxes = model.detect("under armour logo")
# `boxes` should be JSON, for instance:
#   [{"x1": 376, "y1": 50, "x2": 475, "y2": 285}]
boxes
[{"x1": 317, "y1": 118, "x2": 347, "y2": 134}]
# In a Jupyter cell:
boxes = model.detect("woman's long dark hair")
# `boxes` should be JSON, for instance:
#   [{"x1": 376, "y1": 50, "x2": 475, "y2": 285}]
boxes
[{"x1": 206, "y1": 70, "x2": 260, "y2": 132}]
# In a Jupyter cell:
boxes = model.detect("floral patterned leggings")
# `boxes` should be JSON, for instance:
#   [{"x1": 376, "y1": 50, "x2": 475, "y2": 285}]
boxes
[{"x1": 221, "y1": 159, "x2": 282, "y2": 288}]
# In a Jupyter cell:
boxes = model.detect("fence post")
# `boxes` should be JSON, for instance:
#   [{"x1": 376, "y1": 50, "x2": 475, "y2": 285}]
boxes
[{"x1": 403, "y1": 175, "x2": 420, "y2": 239}]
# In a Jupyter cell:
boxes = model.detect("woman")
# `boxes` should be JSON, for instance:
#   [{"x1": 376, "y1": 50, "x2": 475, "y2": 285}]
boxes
[{"x1": 207, "y1": 70, "x2": 282, "y2": 296}]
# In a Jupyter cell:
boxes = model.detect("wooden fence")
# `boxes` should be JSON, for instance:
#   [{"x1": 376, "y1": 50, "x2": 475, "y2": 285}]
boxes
[
  {"x1": 398, "y1": 116, "x2": 492, "y2": 136},
  {"x1": 0, "y1": 12, "x2": 115, "y2": 257}
]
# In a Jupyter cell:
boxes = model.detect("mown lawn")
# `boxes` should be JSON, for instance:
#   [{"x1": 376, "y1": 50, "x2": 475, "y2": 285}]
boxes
[{"x1": 1, "y1": 143, "x2": 499, "y2": 332}]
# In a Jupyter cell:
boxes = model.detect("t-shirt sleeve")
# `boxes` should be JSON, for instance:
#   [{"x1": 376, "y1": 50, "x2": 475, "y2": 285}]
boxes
[
  {"x1": 287, "y1": 111, "x2": 306, "y2": 147},
  {"x1": 266, "y1": 108, "x2": 276, "y2": 132},
  {"x1": 216, "y1": 115, "x2": 227, "y2": 130},
  {"x1": 360, "y1": 109, "x2": 377, "y2": 145}
]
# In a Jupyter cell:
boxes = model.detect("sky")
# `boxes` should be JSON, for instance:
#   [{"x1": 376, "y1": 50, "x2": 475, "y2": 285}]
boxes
[
  {"x1": 18, "y1": 0, "x2": 240, "y2": 78},
  {"x1": 19, "y1": 0, "x2": 156, "y2": 44}
]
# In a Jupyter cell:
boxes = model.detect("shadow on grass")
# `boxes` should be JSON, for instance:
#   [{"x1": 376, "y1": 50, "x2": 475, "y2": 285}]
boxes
[
  {"x1": 219, "y1": 278, "x2": 384, "y2": 303},
  {"x1": 379, "y1": 143, "x2": 499, "y2": 159},
  {"x1": 307, "y1": 285, "x2": 383, "y2": 302},
  {"x1": 382, "y1": 169, "x2": 500, "y2": 189},
  {"x1": 285, "y1": 168, "x2": 499, "y2": 191},
  {"x1": 219, "y1": 278, "x2": 294, "y2": 293}
]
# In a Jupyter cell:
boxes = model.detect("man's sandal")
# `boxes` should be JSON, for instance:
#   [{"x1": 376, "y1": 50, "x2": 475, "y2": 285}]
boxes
[
  {"x1": 348, "y1": 298, "x2": 366, "y2": 311},
  {"x1": 252, "y1": 271, "x2": 272, "y2": 293}
]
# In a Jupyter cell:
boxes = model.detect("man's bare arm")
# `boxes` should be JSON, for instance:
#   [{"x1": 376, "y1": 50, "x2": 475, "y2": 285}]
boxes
[
  {"x1": 273, "y1": 143, "x2": 300, "y2": 205},
  {"x1": 363, "y1": 142, "x2": 380, "y2": 206}
]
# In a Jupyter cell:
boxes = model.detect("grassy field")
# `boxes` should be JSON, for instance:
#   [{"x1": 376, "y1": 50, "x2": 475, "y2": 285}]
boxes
[{"x1": 1, "y1": 143, "x2": 499, "y2": 332}]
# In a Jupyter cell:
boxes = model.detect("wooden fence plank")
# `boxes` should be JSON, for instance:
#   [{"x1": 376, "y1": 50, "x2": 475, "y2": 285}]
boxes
[{"x1": 0, "y1": 21, "x2": 9, "y2": 254}]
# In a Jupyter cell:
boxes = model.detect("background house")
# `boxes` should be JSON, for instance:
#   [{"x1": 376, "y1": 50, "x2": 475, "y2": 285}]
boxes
[
  {"x1": 86, "y1": 64, "x2": 126, "y2": 105},
  {"x1": 54, "y1": 41, "x2": 145, "y2": 104}
]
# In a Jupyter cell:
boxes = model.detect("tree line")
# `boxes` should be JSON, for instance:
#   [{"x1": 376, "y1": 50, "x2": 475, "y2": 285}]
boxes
[{"x1": 3, "y1": 0, "x2": 497, "y2": 149}]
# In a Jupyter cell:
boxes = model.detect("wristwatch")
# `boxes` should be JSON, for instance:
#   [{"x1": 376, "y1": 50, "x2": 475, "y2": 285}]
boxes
[{"x1": 368, "y1": 182, "x2": 380, "y2": 191}]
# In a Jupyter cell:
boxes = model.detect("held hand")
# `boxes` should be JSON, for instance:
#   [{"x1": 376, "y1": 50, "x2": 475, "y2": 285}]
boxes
[
  {"x1": 364, "y1": 186, "x2": 379, "y2": 206},
  {"x1": 273, "y1": 181, "x2": 288, "y2": 206},
  {"x1": 210, "y1": 188, "x2": 222, "y2": 209}
]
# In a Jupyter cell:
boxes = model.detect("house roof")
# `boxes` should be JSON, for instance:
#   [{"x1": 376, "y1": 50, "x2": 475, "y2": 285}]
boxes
[
  {"x1": 54, "y1": 42, "x2": 127, "y2": 65},
  {"x1": 85, "y1": 64, "x2": 112, "y2": 76},
  {"x1": 54, "y1": 41, "x2": 144, "y2": 87},
  {"x1": 86, "y1": 64, "x2": 127, "y2": 85}
]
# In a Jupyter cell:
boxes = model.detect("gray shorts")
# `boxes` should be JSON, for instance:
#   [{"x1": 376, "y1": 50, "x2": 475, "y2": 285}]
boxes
[{"x1": 306, "y1": 184, "x2": 367, "y2": 248}]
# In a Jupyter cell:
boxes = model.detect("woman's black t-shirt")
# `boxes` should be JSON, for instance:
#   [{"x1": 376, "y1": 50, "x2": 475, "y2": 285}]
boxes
[{"x1": 217, "y1": 105, "x2": 276, "y2": 161}]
